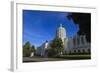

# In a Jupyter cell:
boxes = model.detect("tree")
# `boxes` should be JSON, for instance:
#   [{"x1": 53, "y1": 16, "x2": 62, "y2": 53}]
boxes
[
  {"x1": 31, "y1": 45, "x2": 36, "y2": 53},
  {"x1": 23, "y1": 41, "x2": 31, "y2": 57},
  {"x1": 67, "y1": 13, "x2": 91, "y2": 42},
  {"x1": 49, "y1": 38, "x2": 64, "y2": 57}
]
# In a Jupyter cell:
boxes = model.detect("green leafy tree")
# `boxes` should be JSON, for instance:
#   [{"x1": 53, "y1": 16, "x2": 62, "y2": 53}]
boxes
[
  {"x1": 23, "y1": 41, "x2": 31, "y2": 57},
  {"x1": 48, "y1": 38, "x2": 64, "y2": 57}
]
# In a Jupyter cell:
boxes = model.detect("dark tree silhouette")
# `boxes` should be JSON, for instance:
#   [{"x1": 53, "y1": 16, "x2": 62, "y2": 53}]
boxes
[{"x1": 67, "y1": 13, "x2": 91, "y2": 42}]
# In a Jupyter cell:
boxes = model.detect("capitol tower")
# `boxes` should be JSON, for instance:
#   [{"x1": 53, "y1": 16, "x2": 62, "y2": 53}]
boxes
[
  {"x1": 56, "y1": 24, "x2": 66, "y2": 42},
  {"x1": 56, "y1": 24, "x2": 68, "y2": 50}
]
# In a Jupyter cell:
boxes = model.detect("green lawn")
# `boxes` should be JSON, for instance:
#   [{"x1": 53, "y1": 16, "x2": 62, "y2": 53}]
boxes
[{"x1": 56, "y1": 55, "x2": 91, "y2": 60}]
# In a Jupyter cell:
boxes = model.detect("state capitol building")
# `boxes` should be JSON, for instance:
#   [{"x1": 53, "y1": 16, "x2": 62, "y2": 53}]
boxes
[{"x1": 36, "y1": 24, "x2": 91, "y2": 56}]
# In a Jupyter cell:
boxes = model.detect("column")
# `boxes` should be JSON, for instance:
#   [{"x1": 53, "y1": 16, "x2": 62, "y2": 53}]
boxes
[
  {"x1": 79, "y1": 35, "x2": 82, "y2": 46},
  {"x1": 75, "y1": 36, "x2": 78, "y2": 48},
  {"x1": 71, "y1": 38, "x2": 74, "y2": 48},
  {"x1": 83, "y1": 35, "x2": 87, "y2": 45},
  {"x1": 77, "y1": 36, "x2": 80, "y2": 46}
]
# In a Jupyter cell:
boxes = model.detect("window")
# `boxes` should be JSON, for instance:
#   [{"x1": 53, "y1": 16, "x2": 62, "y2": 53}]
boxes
[
  {"x1": 74, "y1": 50, "x2": 76, "y2": 53},
  {"x1": 78, "y1": 50, "x2": 80, "y2": 52},
  {"x1": 88, "y1": 49, "x2": 90, "y2": 52},
  {"x1": 83, "y1": 49, "x2": 85, "y2": 52}
]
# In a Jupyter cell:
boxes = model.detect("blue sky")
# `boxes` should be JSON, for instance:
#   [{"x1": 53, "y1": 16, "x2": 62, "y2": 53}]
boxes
[{"x1": 23, "y1": 10, "x2": 79, "y2": 47}]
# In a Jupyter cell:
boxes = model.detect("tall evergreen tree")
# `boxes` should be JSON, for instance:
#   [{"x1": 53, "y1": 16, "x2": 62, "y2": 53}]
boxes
[{"x1": 23, "y1": 41, "x2": 31, "y2": 57}]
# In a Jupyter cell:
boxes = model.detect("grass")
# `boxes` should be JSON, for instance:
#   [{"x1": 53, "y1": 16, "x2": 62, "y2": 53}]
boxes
[
  {"x1": 23, "y1": 54, "x2": 91, "y2": 62},
  {"x1": 56, "y1": 54, "x2": 91, "y2": 60}
]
